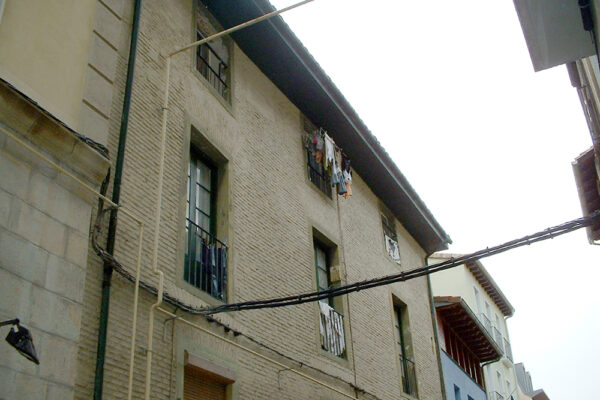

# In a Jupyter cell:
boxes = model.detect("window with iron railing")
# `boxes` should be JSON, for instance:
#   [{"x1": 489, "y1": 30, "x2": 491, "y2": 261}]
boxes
[
  {"x1": 196, "y1": 31, "x2": 230, "y2": 101},
  {"x1": 315, "y1": 242, "x2": 345, "y2": 357},
  {"x1": 394, "y1": 305, "x2": 418, "y2": 398},
  {"x1": 306, "y1": 146, "x2": 332, "y2": 196},
  {"x1": 184, "y1": 149, "x2": 227, "y2": 301}
]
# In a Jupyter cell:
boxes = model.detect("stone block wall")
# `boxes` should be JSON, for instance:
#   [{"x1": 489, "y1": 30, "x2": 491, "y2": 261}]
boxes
[{"x1": 0, "y1": 82, "x2": 109, "y2": 400}]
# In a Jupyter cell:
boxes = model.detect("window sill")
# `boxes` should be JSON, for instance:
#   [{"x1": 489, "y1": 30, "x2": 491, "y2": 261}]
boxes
[
  {"x1": 192, "y1": 68, "x2": 235, "y2": 119},
  {"x1": 178, "y1": 278, "x2": 228, "y2": 308}
]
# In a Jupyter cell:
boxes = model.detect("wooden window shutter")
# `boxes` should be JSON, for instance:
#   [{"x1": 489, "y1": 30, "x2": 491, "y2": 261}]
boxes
[{"x1": 184, "y1": 365, "x2": 227, "y2": 400}]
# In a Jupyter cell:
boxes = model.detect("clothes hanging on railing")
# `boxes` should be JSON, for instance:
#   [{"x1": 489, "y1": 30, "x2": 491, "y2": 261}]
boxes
[
  {"x1": 304, "y1": 128, "x2": 352, "y2": 199},
  {"x1": 318, "y1": 301, "x2": 346, "y2": 356}
]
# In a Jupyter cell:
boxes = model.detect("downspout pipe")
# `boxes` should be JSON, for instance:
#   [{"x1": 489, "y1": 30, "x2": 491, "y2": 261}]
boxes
[
  {"x1": 425, "y1": 253, "x2": 448, "y2": 400},
  {"x1": 93, "y1": 1, "x2": 143, "y2": 399}
]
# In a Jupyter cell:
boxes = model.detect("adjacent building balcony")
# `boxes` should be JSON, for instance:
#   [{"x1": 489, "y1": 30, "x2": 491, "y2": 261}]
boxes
[
  {"x1": 490, "y1": 391, "x2": 505, "y2": 400},
  {"x1": 479, "y1": 313, "x2": 493, "y2": 333},
  {"x1": 503, "y1": 338, "x2": 513, "y2": 362},
  {"x1": 493, "y1": 326, "x2": 503, "y2": 347}
]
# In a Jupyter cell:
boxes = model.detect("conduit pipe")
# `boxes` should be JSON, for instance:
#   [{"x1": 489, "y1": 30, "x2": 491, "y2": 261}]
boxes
[
  {"x1": 156, "y1": 307, "x2": 357, "y2": 399},
  {"x1": 141, "y1": 1, "x2": 316, "y2": 398},
  {"x1": 95, "y1": 0, "x2": 143, "y2": 397}
]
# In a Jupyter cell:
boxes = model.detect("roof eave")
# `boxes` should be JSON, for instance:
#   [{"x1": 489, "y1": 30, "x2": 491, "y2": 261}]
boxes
[{"x1": 202, "y1": 0, "x2": 451, "y2": 254}]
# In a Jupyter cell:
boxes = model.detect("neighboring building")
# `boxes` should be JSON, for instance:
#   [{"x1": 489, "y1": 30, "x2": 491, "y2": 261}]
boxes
[
  {"x1": 1, "y1": 1, "x2": 455, "y2": 400},
  {"x1": 512, "y1": 0, "x2": 600, "y2": 243},
  {"x1": 429, "y1": 254, "x2": 519, "y2": 400},
  {"x1": 0, "y1": 0, "x2": 112, "y2": 399},
  {"x1": 514, "y1": 363, "x2": 550, "y2": 400},
  {"x1": 434, "y1": 296, "x2": 502, "y2": 400}
]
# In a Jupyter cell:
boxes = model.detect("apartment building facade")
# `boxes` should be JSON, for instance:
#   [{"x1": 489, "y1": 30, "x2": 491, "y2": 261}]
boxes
[
  {"x1": 1, "y1": 1, "x2": 454, "y2": 399},
  {"x1": 512, "y1": 0, "x2": 600, "y2": 243},
  {"x1": 434, "y1": 296, "x2": 502, "y2": 400},
  {"x1": 429, "y1": 254, "x2": 518, "y2": 400}
]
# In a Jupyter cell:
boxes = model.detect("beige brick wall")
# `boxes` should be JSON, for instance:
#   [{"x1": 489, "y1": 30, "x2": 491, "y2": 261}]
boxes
[{"x1": 76, "y1": 1, "x2": 444, "y2": 399}]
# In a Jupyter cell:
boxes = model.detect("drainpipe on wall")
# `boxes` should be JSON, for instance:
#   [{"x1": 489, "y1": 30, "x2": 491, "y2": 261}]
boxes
[
  {"x1": 425, "y1": 254, "x2": 447, "y2": 400},
  {"x1": 93, "y1": 1, "x2": 142, "y2": 399}
]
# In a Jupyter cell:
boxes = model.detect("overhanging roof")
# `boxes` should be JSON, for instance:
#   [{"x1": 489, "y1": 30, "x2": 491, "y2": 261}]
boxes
[
  {"x1": 202, "y1": 0, "x2": 451, "y2": 254},
  {"x1": 432, "y1": 253, "x2": 515, "y2": 317},
  {"x1": 513, "y1": 0, "x2": 595, "y2": 71},
  {"x1": 572, "y1": 147, "x2": 600, "y2": 242},
  {"x1": 435, "y1": 296, "x2": 502, "y2": 363}
]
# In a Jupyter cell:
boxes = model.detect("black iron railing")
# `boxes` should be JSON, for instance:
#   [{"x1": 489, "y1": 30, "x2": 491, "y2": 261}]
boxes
[
  {"x1": 196, "y1": 39, "x2": 229, "y2": 100},
  {"x1": 400, "y1": 355, "x2": 418, "y2": 398},
  {"x1": 184, "y1": 218, "x2": 227, "y2": 301},
  {"x1": 306, "y1": 147, "x2": 332, "y2": 196}
]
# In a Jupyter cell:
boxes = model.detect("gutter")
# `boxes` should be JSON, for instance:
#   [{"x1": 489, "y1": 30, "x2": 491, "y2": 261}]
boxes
[
  {"x1": 425, "y1": 254, "x2": 447, "y2": 400},
  {"x1": 93, "y1": 1, "x2": 142, "y2": 398},
  {"x1": 260, "y1": 7, "x2": 451, "y2": 251}
]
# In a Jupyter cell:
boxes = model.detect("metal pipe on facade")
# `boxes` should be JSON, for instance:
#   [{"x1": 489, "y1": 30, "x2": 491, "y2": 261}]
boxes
[
  {"x1": 140, "y1": 1, "x2": 318, "y2": 397},
  {"x1": 156, "y1": 307, "x2": 357, "y2": 399},
  {"x1": 94, "y1": 0, "x2": 143, "y2": 398}
]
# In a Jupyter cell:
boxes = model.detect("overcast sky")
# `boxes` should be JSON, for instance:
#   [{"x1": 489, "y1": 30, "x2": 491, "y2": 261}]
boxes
[{"x1": 271, "y1": 0, "x2": 599, "y2": 398}]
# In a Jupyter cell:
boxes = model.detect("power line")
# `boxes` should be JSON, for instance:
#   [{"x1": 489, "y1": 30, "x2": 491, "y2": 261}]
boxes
[
  {"x1": 198, "y1": 211, "x2": 599, "y2": 315},
  {"x1": 93, "y1": 206, "x2": 599, "y2": 317}
]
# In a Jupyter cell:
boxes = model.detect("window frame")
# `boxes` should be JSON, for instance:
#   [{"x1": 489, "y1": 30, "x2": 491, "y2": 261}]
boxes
[
  {"x1": 393, "y1": 303, "x2": 418, "y2": 398},
  {"x1": 183, "y1": 146, "x2": 228, "y2": 301},
  {"x1": 193, "y1": 0, "x2": 234, "y2": 108}
]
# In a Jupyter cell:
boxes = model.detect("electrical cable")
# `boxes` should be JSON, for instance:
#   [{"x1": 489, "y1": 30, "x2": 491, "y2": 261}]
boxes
[
  {"x1": 93, "y1": 207, "x2": 600, "y2": 318},
  {"x1": 91, "y1": 207, "x2": 599, "y2": 399}
]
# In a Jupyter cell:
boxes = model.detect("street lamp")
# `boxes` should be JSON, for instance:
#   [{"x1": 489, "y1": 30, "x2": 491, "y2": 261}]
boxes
[{"x1": 1, "y1": 318, "x2": 39, "y2": 365}]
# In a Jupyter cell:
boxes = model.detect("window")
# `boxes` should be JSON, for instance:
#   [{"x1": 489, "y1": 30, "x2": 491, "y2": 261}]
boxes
[
  {"x1": 184, "y1": 147, "x2": 227, "y2": 301},
  {"x1": 474, "y1": 287, "x2": 482, "y2": 314},
  {"x1": 184, "y1": 364, "x2": 227, "y2": 400},
  {"x1": 394, "y1": 304, "x2": 417, "y2": 398},
  {"x1": 453, "y1": 385, "x2": 461, "y2": 400},
  {"x1": 382, "y1": 213, "x2": 401, "y2": 264},
  {"x1": 303, "y1": 118, "x2": 332, "y2": 197},
  {"x1": 195, "y1": 1, "x2": 231, "y2": 102},
  {"x1": 314, "y1": 241, "x2": 345, "y2": 357}
]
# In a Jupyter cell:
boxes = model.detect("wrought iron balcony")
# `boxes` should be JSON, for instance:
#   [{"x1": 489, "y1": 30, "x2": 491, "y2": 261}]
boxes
[
  {"x1": 319, "y1": 302, "x2": 345, "y2": 357},
  {"x1": 503, "y1": 338, "x2": 513, "y2": 362},
  {"x1": 493, "y1": 326, "x2": 503, "y2": 347},
  {"x1": 184, "y1": 218, "x2": 227, "y2": 301},
  {"x1": 306, "y1": 147, "x2": 332, "y2": 196},
  {"x1": 400, "y1": 355, "x2": 418, "y2": 398}
]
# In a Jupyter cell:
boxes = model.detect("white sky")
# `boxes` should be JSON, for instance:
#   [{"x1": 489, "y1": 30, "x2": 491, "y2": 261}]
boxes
[{"x1": 271, "y1": 0, "x2": 599, "y2": 398}]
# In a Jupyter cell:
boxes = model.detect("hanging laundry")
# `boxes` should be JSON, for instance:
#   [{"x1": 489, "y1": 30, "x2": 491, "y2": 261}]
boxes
[
  {"x1": 343, "y1": 169, "x2": 352, "y2": 198},
  {"x1": 324, "y1": 133, "x2": 336, "y2": 170}
]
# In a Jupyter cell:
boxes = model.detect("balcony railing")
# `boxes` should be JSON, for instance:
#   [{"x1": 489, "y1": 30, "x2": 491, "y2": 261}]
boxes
[
  {"x1": 184, "y1": 218, "x2": 227, "y2": 301},
  {"x1": 479, "y1": 313, "x2": 493, "y2": 333},
  {"x1": 196, "y1": 37, "x2": 229, "y2": 100},
  {"x1": 400, "y1": 355, "x2": 418, "y2": 398},
  {"x1": 318, "y1": 302, "x2": 345, "y2": 357},
  {"x1": 306, "y1": 147, "x2": 332, "y2": 196},
  {"x1": 491, "y1": 391, "x2": 504, "y2": 400},
  {"x1": 503, "y1": 338, "x2": 513, "y2": 362},
  {"x1": 493, "y1": 326, "x2": 503, "y2": 347}
]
